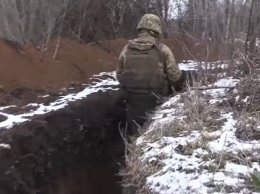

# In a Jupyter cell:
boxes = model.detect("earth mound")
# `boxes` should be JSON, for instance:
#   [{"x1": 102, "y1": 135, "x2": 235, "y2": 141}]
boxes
[{"x1": 0, "y1": 74, "x2": 126, "y2": 194}]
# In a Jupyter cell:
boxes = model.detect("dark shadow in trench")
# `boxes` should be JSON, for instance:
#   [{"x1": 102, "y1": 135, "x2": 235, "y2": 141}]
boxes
[
  {"x1": 39, "y1": 90, "x2": 127, "y2": 194},
  {"x1": 0, "y1": 89, "x2": 127, "y2": 194},
  {"x1": 43, "y1": 149, "x2": 124, "y2": 194}
]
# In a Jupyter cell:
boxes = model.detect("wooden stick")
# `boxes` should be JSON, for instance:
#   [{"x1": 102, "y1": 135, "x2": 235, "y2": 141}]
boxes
[{"x1": 189, "y1": 86, "x2": 236, "y2": 90}]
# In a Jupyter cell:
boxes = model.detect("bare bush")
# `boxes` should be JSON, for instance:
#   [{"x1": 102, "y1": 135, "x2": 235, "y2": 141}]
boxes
[
  {"x1": 0, "y1": 0, "x2": 174, "y2": 45},
  {"x1": 0, "y1": 0, "x2": 259, "y2": 66},
  {"x1": 0, "y1": 0, "x2": 68, "y2": 44},
  {"x1": 171, "y1": 0, "x2": 260, "y2": 59}
]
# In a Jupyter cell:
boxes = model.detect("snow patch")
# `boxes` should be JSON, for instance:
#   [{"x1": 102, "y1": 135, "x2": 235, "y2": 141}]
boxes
[
  {"x1": 0, "y1": 144, "x2": 11, "y2": 149},
  {"x1": 0, "y1": 72, "x2": 119, "y2": 129},
  {"x1": 135, "y1": 76, "x2": 260, "y2": 194},
  {"x1": 203, "y1": 77, "x2": 240, "y2": 98},
  {"x1": 178, "y1": 61, "x2": 199, "y2": 71},
  {"x1": 178, "y1": 60, "x2": 229, "y2": 72}
]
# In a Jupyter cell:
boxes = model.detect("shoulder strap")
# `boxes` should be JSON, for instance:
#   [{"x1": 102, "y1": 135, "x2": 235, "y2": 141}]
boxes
[
  {"x1": 153, "y1": 41, "x2": 174, "y2": 95},
  {"x1": 153, "y1": 41, "x2": 168, "y2": 76},
  {"x1": 153, "y1": 41, "x2": 165, "y2": 63}
]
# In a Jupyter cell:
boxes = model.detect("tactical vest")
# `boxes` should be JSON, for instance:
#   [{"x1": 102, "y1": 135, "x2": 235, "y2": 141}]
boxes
[{"x1": 121, "y1": 43, "x2": 169, "y2": 95}]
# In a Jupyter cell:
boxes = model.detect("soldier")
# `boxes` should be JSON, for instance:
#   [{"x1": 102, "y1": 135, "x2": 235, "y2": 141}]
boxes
[{"x1": 116, "y1": 14, "x2": 186, "y2": 136}]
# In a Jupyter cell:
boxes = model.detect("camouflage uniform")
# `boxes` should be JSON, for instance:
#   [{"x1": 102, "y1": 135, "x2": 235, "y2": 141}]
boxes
[
  {"x1": 116, "y1": 14, "x2": 183, "y2": 135},
  {"x1": 117, "y1": 35, "x2": 182, "y2": 92}
]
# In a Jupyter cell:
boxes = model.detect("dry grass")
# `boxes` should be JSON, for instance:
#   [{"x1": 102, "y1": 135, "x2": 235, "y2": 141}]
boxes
[
  {"x1": 120, "y1": 58, "x2": 260, "y2": 193},
  {"x1": 116, "y1": 125, "x2": 161, "y2": 194},
  {"x1": 227, "y1": 77, "x2": 260, "y2": 141},
  {"x1": 119, "y1": 86, "x2": 228, "y2": 193},
  {"x1": 235, "y1": 112, "x2": 260, "y2": 141},
  {"x1": 228, "y1": 50, "x2": 260, "y2": 78},
  {"x1": 143, "y1": 87, "x2": 224, "y2": 143},
  {"x1": 231, "y1": 78, "x2": 260, "y2": 111},
  {"x1": 119, "y1": 141, "x2": 162, "y2": 194}
]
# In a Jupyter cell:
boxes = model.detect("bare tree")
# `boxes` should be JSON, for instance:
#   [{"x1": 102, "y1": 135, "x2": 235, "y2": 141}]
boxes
[{"x1": 0, "y1": 0, "x2": 258, "y2": 63}]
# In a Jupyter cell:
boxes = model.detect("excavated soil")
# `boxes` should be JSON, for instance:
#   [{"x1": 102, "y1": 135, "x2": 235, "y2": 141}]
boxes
[
  {"x1": 88, "y1": 36, "x2": 224, "y2": 63},
  {"x1": 0, "y1": 36, "x2": 223, "y2": 106},
  {"x1": 0, "y1": 88, "x2": 126, "y2": 194},
  {"x1": 0, "y1": 38, "x2": 118, "y2": 106},
  {"x1": 0, "y1": 38, "x2": 116, "y2": 91},
  {"x1": 0, "y1": 36, "x2": 223, "y2": 194}
]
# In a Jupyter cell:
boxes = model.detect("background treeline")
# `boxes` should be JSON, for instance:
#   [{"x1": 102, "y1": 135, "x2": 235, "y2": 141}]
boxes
[{"x1": 0, "y1": 0, "x2": 259, "y2": 56}]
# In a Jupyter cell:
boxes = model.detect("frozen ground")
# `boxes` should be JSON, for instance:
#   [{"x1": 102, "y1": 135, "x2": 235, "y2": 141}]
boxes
[
  {"x1": 178, "y1": 60, "x2": 229, "y2": 71},
  {"x1": 0, "y1": 72, "x2": 119, "y2": 129},
  {"x1": 135, "y1": 75, "x2": 260, "y2": 193},
  {"x1": 0, "y1": 62, "x2": 200, "y2": 129},
  {"x1": 1, "y1": 60, "x2": 256, "y2": 193}
]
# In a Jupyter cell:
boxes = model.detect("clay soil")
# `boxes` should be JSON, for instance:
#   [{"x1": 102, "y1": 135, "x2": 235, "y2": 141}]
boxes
[
  {"x1": 0, "y1": 36, "x2": 226, "y2": 194},
  {"x1": 0, "y1": 38, "x2": 119, "y2": 106},
  {"x1": 0, "y1": 36, "x2": 223, "y2": 106},
  {"x1": 0, "y1": 88, "x2": 127, "y2": 194}
]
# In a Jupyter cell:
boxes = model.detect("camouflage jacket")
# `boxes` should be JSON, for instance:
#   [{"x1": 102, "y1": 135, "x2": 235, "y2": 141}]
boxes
[{"x1": 116, "y1": 32, "x2": 182, "y2": 95}]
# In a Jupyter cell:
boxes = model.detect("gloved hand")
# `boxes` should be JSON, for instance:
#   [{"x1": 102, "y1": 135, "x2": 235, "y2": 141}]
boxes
[
  {"x1": 173, "y1": 70, "x2": 196, "y2": 92},
  {"x1": 172, "y1": 70, "x2": 187, "y2": 92},
  {"x1": 184, "y1": 70, "x2": 195, "y2": 88}
]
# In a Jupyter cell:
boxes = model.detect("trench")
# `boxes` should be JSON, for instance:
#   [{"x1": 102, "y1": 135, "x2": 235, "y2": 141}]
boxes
[{"x1": 0, "y1": 88, "x2": 128, "y2": 194}]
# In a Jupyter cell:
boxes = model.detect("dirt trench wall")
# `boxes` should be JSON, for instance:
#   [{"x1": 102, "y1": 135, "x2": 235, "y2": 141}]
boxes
[
  {"x1": 0, "y1": 88, "x2": 126, "y2": 194},
  {"x1": 0, "y1": 36, "x2": 224, "y2": 97}
]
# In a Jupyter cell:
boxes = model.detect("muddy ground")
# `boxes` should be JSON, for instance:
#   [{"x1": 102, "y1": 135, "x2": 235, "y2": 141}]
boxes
[
  {"x1": 0, "y1": 87, "x2": 126, "y2": 194},
  {"x1": 0, "y1": 36, "x2": 221, "y2": 194},
  {"x1": 0, "y1": 36, "x2": 224, "y2": 106}
]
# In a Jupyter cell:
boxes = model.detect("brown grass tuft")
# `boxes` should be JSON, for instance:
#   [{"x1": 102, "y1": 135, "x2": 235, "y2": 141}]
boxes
[{"x1": 119, "y1": 142, "x2": 161, "y2": 194}]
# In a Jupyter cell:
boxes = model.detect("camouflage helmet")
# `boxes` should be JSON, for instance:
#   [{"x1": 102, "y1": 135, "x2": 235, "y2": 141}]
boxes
[{"x1": 137, "y1": 14, "x2": 162, "y2": 34}]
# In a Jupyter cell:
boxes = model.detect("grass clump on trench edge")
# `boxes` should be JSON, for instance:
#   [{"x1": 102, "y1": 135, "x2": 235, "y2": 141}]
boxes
[
  {"x1": 120, "y1": 76, "x2": 260, "y2": 193},
  {"x1": 118, "y1": 136, "x2": 162, "y2": 194},
  {"x1": 143, "y1": 88, "x2": 224, "y2": 143},
  {"x1": 119, "y1": 85, "x2": 227, "y2": 194}
]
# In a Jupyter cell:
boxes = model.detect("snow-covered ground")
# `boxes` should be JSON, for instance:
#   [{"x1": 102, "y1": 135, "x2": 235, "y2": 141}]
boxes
[
  {"x1": 2, "y1": 60, "x2": 257, "y2": 193},
  {"x1": 179, "y1": 60, "x2": 229, "y2": 71},
  {"x1": 134, "y1": 75, "x2": 260, "y2": 193},
  {"x1": 0, "y1": 72, "x2": 119, "y2": 129},
  {"x1": 0, "y1": 62, "x2": 202, "y2": 129}
]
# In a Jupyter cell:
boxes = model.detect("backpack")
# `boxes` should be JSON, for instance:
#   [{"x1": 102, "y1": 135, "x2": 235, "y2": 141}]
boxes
[{"x1": 121, "y1": 42, "x2": 168, "y2": 94}]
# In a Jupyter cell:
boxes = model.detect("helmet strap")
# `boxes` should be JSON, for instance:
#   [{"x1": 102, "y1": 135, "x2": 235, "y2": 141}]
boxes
[{"x1": 138, "y1": 29, "x2": 159, "y2": 39}]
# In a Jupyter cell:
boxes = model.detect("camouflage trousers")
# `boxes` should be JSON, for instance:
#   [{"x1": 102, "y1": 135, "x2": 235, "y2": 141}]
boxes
[{"x1": 125, "y1": 92, "x2": 163, "y2": 136}]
